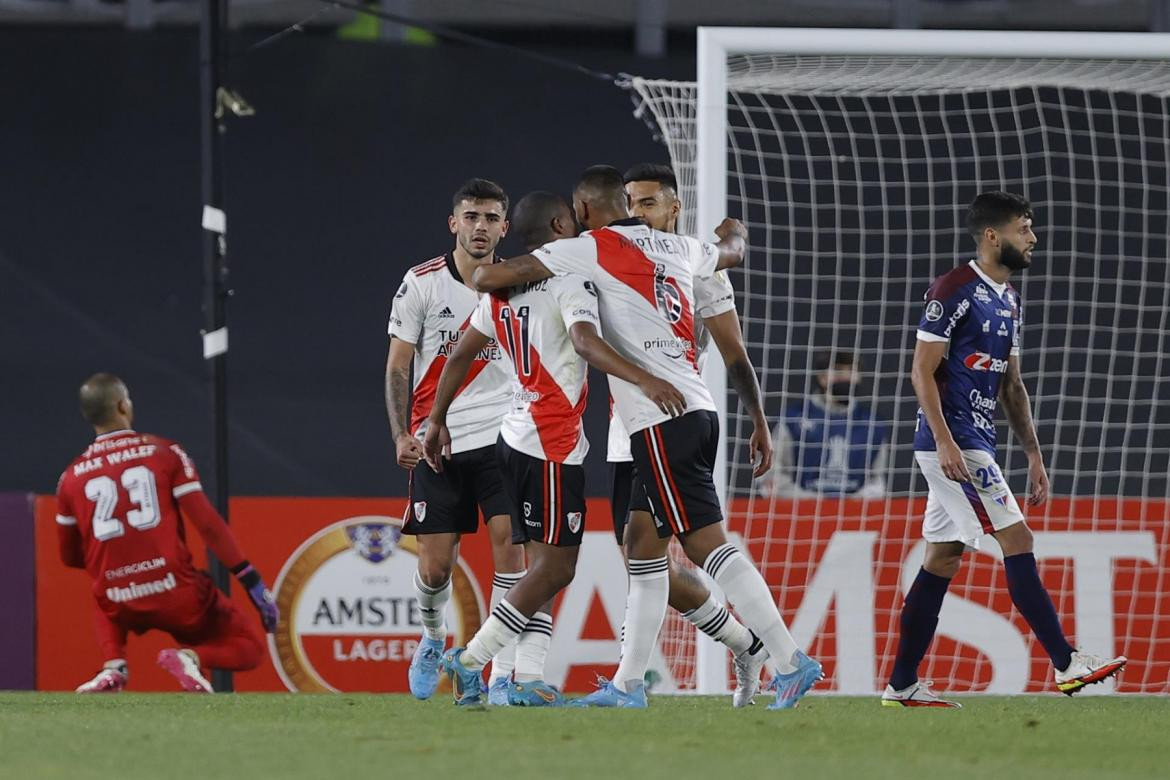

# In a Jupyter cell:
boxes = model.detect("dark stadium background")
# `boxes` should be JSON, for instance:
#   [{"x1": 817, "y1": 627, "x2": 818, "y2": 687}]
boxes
[
  {"x1": 4, "y1": 25, "x2": 1167, "y2": 500},
  {"x1": 0, "y1": 30, "x2": 691, "y2": 498}
]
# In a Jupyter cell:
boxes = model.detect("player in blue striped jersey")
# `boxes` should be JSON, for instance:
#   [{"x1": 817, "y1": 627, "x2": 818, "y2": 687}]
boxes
[{"x1": 884, "y1": 192, "x2": 1126, "y2": 707}]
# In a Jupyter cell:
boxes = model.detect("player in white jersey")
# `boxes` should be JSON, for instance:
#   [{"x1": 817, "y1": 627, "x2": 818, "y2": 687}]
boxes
[
  {"x1": 385, "y1": 178, "x2": 526, "y2": 701},
  {"x1": 598, "y1": 162, "x2": 774, "y2": 706},
  {"x1": 471, "y1": 166, "x2": 822, "y2": 710},
  {"x1": 421, "y1": 191, "x2": 684, "y2": 706}
]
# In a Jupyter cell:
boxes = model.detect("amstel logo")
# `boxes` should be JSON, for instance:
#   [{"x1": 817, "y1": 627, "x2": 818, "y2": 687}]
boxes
[{"x1": 269, "y1": 515, "x2": 484, "y2": 692}]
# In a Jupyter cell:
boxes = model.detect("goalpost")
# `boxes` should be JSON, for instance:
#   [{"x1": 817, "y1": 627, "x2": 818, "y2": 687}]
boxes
[{"x1": 632, "y1": 28, "x2": 1170, "y2": 695}]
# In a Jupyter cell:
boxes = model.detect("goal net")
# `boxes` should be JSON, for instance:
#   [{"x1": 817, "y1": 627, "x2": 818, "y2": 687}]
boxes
[{"x1": 629, "y1": 29, "x2": 1170, "y2": 695}]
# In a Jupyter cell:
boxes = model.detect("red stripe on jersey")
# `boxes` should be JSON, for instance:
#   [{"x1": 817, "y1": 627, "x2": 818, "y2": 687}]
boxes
[
  {"x1": 410, "y1": 314, "x2": 491, "y2": 434},
  {"x1": 410, "y1": 255, "x2": 447, "y2": 275},
  {"x1": 592, "y1": 227, "x2": 699, "y2": 372},
  {"x1": 491, "y1": 298, "x2": 587, "y2": 463}
]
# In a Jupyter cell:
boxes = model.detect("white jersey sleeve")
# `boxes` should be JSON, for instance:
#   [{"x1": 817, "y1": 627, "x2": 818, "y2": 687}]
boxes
[
  {"x1": 533, "y1": 235, "x2": 599, "y2": 279},
  {"x1": 469, "y1": 292, "x2": 494, "y2": 337},
  {"x1": 553, "y1": 274, "x2": 601, "y2": 330},
  {"x1": 681, "y1": 235, "x2": 720, "y2": 281},
  {"x1": 694, "y1": 270, "x2": 736, "y2": 320},
  {"x1": 387, "y1": 274, "x2": 426, "y2": 344}
]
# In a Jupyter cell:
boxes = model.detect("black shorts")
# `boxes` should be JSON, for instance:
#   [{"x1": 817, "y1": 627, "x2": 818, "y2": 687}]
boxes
[
  {"x1": 496, "y1": 437, "x2": 586, "y2": 548},
  {"x1": 629, "y1": 410, "x2": 723, "y2": 539},
  {"x1": 609, "y1": 460, "x2": 653, "y2": 545},
  {"x1": 402, "y1": 443, "x2": 511, "y2": 535}
]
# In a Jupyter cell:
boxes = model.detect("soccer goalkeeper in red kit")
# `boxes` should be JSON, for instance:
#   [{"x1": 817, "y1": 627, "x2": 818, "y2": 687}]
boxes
[{"x1": 55, "y1": 373, "x2": 278, "y2": 693}]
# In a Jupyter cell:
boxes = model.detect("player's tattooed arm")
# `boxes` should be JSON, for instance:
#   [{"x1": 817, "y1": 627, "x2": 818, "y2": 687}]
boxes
[
  {"x1": 423, "y1": 327, "x2": 491, "y2": 470},
  {"x1": 999, "y1": 357, "x2": 1041, "y2": 456},
  {"x1": 912, "y1": 339, "x2": 973, "y2": 483},
  {"x1": 1000, "y1": 355, "x2": 1049, "y2": 505},
  {"x1": 703, "y1": 308, "x2": 772, "y2": 477},
  {"x1": 470, "y1": 254, "x2": 552, "y2": 292},
  {"x1": 386, "y1": 337, "x2": 423, "y2": 470},
  {"x1": 713, "y1": 217, "x2": 748, "y2": 271}
]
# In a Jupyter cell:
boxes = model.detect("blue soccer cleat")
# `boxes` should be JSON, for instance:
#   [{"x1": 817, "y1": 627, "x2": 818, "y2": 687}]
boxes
[
  {"x1": 408, "y1": 636, "x2": 445, "y2": 700},
  {"x1": 440, "y1": 647, "x2": 485, "y2": 706},
  {"x1": 765, "y1": 650, "x2": 824, "y2": 710},
  {"x1": 569, "y1": 677, "x2": 647, "y2": 708},
  {"x1": 488, "y1": 676, "x2": 512, "y2": 706},
  {"x1": 508, "y1": 679, "x2": 565, "y2": 707}
]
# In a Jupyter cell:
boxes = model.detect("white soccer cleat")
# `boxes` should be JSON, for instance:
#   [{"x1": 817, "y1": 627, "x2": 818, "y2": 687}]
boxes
[
  {"x1": 881, "y1": 680, "x2": 961, "y2": 708},
  {"x1": 157, "y1": 648, "x2": 214, "y2": 693},
  {"x1": 1054, "y1": 651, "x2": 1127, "y2": 695},
  {"x1": 75, "y1": 665, "x2": 127, "y2": 693},
  {"x1": 732, "y1": 638, "x2": 769, "y2": 708}
]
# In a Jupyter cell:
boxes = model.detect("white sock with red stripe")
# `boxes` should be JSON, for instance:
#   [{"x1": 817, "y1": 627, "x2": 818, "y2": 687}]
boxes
[
  {"x1": 463, "y1": 599, "x2": 527, "y2": 671},
  {"x1": 514, "y1": 611, "x2": 553, "y2": 683},
  {"x1": 488, "y1": 571, "x2": 525, "y2": 683},
  {"x1": 682, "y1": 594, "x2": 754, "y2": 655},
  {"x1": 413, "y1": 571, "x2": 450, "y2": 642},
  {"x1": 703, "y1": 543, "x2": 800, "y2": 674},
  {"x1": 613, "y1": 557, "x2": 670, "y2": 693}
]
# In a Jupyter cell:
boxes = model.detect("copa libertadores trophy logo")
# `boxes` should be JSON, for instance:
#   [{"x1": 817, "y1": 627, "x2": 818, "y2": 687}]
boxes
[{"x1": 269, "y1": 515, "x2": 484, "y2": 692}]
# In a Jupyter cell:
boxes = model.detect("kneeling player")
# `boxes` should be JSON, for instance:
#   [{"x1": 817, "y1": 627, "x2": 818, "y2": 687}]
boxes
[
  {"x1": 886, "y1": 192, "x2": 1125, "y2": 707},
  {"x1": 422, "y1": 190, "x2": 684, "y2": 706},
  {"x1": 56, "y1": 374, "x2": 277, "y2": 693}
]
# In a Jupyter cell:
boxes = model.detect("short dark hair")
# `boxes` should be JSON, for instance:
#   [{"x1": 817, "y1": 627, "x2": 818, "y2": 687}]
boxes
[
  {"x1": 511, "y1": 191, "x2": 571, "y2": 251},
  {"x1": 813, "y1": 350, "x2": 858, "y2": 373},
  {"x1": 575, "y1": 165, "x2": 627, "y2": 209},
  {"x1": 623, "y1": 163, "x2": 678, "y2": 193},
  {"x1": 452, "y1": 178, "x2": 509, "y2": 213},
  {"x1": 79, "y1": 373, "x2": 128, "y2": 426},
  {"x1": 966, "y1": 191, "x2": 1032, "y2": 242}
]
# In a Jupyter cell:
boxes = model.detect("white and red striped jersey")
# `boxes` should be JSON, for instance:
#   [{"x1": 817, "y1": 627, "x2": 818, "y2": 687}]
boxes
[
  {"x1": 534, "y1": 219, "x2": 721, "y2": 436},
  {"x1": 470, "y1": 274, "x2": 599, "y2": 465},
  {"x1": 607, "y1": 270, "x2": 737, "y2": 461},
  {"x1": 387, "y1": 253, "x2": 511, "y2": 454}
]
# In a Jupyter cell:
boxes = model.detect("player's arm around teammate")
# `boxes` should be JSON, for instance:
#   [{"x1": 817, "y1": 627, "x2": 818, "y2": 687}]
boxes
[{"x1": 467, "y1": 216, "x2": 750, "y2": 294}]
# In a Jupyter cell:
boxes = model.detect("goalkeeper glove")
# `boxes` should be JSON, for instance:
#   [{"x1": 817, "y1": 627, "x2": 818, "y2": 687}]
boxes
[{"x1": 232, "y1": 561, "x2": 278, "y2": 632}]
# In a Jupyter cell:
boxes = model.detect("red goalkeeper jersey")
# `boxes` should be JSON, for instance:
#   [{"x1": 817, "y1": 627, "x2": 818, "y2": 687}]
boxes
[{"x1": 55, "y1": 429, "x2": 213, "y2": 611}]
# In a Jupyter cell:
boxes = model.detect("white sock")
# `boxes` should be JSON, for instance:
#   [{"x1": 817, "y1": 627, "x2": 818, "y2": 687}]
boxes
[
  {"x1": 488, "y1": 570, "x2": 525, "y2": 682},
  {"x1": 703, "y1": 543, "x2": 800, "y2": 674},
  {"x1": 463, "y1": 599, "x2": 527, "y2": 671},
  {"x1": 413, "y1": 571, "x2": 451, "y2": 642},
  {"x1": 514, "y1": 611, "x2": 553, "y2": 682},
  {"x1": 613, "y1": 557, "x2": 669, "y2": 693},
  {"x1": 682, "y1": 594, "x2": 755, "y2": 656}
]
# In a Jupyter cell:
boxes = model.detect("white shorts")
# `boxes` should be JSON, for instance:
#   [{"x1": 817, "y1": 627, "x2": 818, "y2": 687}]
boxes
[{"x1": 915, "y1": 449, "x2": 1025, "y2": 549}]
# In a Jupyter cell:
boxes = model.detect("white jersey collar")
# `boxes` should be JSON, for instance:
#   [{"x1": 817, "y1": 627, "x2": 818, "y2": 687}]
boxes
[{"x1": 968, "y1": 258, "x2": 1008, "y2": 297}]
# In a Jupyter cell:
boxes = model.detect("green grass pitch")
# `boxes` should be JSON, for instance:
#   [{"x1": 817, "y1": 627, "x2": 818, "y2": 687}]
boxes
[{"x1": 1, "y1": 693, "x2": 1166, "y2": 779}]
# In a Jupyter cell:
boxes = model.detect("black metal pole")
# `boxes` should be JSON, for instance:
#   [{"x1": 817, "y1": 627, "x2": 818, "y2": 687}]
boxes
[{"x1": 200, "y1": 0, "x2": 233, "y2": 693}]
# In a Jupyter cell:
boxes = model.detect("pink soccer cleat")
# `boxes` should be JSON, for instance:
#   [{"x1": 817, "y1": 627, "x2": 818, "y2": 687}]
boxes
[
  {"x1": 157, "y1": 648, "x2": 214, "y2": 693},
  {"x1": 76, "y1": 665, "x2": 127, "y2": 693}
]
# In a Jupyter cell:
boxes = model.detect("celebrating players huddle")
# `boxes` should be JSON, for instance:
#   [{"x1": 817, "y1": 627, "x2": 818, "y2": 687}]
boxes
[{"x1": 54, "y1": 165, "x2": 1125, "y2": 706}]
